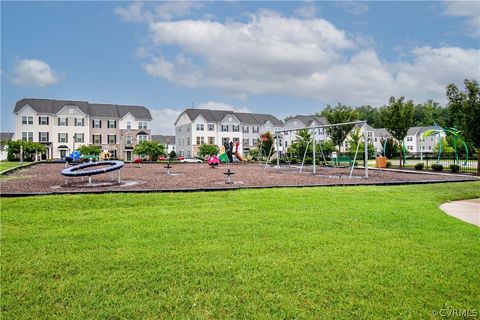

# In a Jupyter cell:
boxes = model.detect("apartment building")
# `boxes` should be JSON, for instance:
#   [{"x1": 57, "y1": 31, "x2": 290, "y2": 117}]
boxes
[
  {"x1": 373, "y1": 126, "x2": 441, "y2": 153},
  {"x1": 282, "y1": 115, "x2": 329, "y2": 150},
  {"x1": 151, "y1": 135, "x2": 176, "y2": 154},
  {"x1": 174, "y1": 108, "x2": 283, "y2": 157},
  {"x1": 13, "y1": 98, "x2": 152, "y2": 160}
]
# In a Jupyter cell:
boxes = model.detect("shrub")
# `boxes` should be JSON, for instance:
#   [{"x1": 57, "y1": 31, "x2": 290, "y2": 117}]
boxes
[
  {"x1": 449, "y1": 164, "x2": 460, "y2": 173},
  {"x1": 169, "y1": 150, "x2": 177, "y2": 159},
  {"x1": 279, "y1": 158, "x2": 286, "y2": 164},
  {"x1": 431, "y1": 164, "x2": 443, "y2": 171},
  {"x1": 414, "y1": 163, "x2": 424, "y2": 170},
  {"x1": 290, "y1": 158, "x2": 298, "y2": 164},
  {"x1": 304, "y1": 157, "x2": 313, "y2": 165},
  {"x1": 386, "y1": 161, "x2": 392, "y2": 168}
]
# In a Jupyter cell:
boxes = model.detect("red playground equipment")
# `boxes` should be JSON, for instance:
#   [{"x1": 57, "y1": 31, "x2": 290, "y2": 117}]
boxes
[{"x1": 208, "y1": 155, "x2": 220, "y2": 166}]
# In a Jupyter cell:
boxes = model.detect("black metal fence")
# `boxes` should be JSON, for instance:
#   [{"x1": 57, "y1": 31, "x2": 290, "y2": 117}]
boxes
[
  {"x1": 383, "y1": 152, "x2": 477, "y2": 173},
  {"x1": 276, "y1": 151, "x2": 478, "y2": 173}
]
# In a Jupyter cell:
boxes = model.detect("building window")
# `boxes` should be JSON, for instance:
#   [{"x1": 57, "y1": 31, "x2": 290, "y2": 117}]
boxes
[
  {"x1": 39, "y1": 116, "x2": 49, "y2": 125},
  {"x1": 221, "y1": 125, "x2": 229, "y2": 132},
  {"x1": 285, "y1": 141, "x2": 288, "y2": 148},
  {"x1": 108, "y1": 120, "x2": 117, "y2": 129},
  {"x1": 74, "y1": 133, "x2": 84, "y2": 143},
  {"x1": 109, "y1": 150, "x2": 117, "y2": 158},
  {"x1": 39, "y1": 132, "x2": 49, "y2": 142},
  {"x1": 374, "y1": 137, "x2": 378, "y2": 142},
  {"x1": 127, "y1": 122, "x2": 131, "y2": 130},
  {"x1": 22, "y1": 132, "x2": 33, "y2": 142},
  {"x1": 253, "y1": 126, "x2": 259, "y2": 134},
  {"x1": 22, "y1": 116, "x2": 34, "y2": 125},
  {"x1": 196, "y1": 124, "x2": 204, "y2": 131},
  {"x1": 428, "y1": 146, "x2": 432, "y2": 150},
  {"x1": 187, "y1": 137, "x2": 190, "y2": 145},
  {"x1": 208, "y1": 137, "x2": 215, "y2": 145},
  {"x1": 108, "y1": 134, "x2": 117, "y2": 144},
  {"x1": 93, "y1": 134, "x2": 102, "y2": 144},
  {"x1": 222, "y1": 137, "x2": 229, "y2": 145},
  {"x1": 58, "y1": 117, "x2": 68, "y2": 126},
  {"x1": 58, "y1": 133, "x2": 68, "y2": 143},
  {"x1": 138, "y1": 135, "x2": 148, "y2": 142},
  {"x1": 196, "y1": 136, "x2": 205, "y2": 145},
  {"x1": 93, "y1": 119, "x2": 101, "y2": 128},
  {"x1": 368, "y1": 132, "x2": 373, "y2": 137},
  {"x1": 243, "y1": 138, "x2": 249, "y2": 146},
  {"x1": 233, "y1": 137, "x2": 239, "y2": 143},
  {"x1": 233, "y1": 125, "x2": 240, "y2": 132},
  {"x1": 243, "y1": 126, "x2": 249, "y2": 133},
  {"x1": 75, "y1": 118, "x2": 84, "y2": 127},
  {"x1": 207, "y1": 124, "x2": 215, "y2": 131},
  {"x1": 126, "y1": 135, "x2": 132, "y2": 145},
  {"x1": 138, "y1": 121, "x2": 148, "y2": 130}
]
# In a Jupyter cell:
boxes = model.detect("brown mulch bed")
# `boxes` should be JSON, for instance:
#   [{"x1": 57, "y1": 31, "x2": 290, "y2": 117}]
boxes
[{"x1": 0, "y1": 162, "x2": 477, "y2": 196}]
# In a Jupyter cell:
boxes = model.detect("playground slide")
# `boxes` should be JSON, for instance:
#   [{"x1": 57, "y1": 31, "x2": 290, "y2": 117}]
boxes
[{"x1": 235, "y1": 151, "x2": 244, "y2": 161}]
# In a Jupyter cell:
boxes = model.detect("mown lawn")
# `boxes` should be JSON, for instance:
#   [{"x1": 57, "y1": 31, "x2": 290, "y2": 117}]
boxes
[
  {"x1": 1, "y1": 182, "x2": 480, "y2": 319},
  {"x1": 0, "y1": 161, "x2": 31, "y2": 173}
]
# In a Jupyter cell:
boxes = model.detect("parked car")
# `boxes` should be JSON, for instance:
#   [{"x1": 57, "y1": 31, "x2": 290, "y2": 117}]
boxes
[
  {"x1": 177, "y1": 156, "x2": 185, "y2": 161},
  {"x1": 158, "y1": 156, "x2": 167, "y2": 161},
  {"x1": 180, "y1": 157, "x2": 203, "y2": 163}
]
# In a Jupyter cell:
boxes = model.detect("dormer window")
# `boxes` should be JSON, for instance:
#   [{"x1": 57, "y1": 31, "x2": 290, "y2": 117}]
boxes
[{"x1": 127, "y1": 122, "x2": 131, "y2": 130}]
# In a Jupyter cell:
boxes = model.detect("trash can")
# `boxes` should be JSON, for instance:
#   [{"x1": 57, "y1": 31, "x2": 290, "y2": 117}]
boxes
[{"x1": 375, "y1": 156, "x2": 387, "y2": 168}]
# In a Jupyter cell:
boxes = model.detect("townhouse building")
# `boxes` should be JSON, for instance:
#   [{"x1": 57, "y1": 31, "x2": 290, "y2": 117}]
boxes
[
  {"x1": 174, "y1": 108, "x2": 283, "y2": 157},
  {"x1": 373, "y1": 126, "x2": 441, "y2": 153},
  {"x1": 14, "y1": 98, "x2": 152, "y2": 160},
  {"x1": 151, "y1": 135, "x2": 176, "y2": 154},
  {"x1": 282, "y1": 115, "x2": 329, "y2": 150}
]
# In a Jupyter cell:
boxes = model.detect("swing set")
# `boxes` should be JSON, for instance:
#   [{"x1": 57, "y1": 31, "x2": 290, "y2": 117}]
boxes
[{"x1": 268, "y1": 120, "x2": 370, "y2": 179}]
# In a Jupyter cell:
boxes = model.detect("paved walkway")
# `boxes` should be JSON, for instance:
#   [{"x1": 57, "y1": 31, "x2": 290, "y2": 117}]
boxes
[{"x1": 440, "y1": 199, "x2": 480, "y2": 227}]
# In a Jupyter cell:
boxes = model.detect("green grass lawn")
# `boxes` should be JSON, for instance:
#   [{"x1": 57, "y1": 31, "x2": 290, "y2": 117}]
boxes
[
  {"x1": 0, "y1": 161, "x2": 32, "y2": 173},
  {"x1": 2, "y1": 182, "x2": 480, "y2": 319}
]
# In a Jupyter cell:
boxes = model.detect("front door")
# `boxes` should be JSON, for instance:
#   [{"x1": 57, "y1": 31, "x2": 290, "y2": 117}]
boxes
[
  {"x1": 60, "y1": 150, "x2": 67, "y2": 158},
  {"x1": 126, "y1": 151, "x2": 132, "y2": 162}
]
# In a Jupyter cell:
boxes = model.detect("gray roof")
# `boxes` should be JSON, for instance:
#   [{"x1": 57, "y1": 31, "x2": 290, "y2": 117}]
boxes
[
  {"x1": 0, "y1": 132, "x2": 14, "y2": 142},
  {"x1": 151, "y1": 135, "x2": 175, "y2": 144},
  {"x1": 374, "y1": 128, "x2": 391, "y2": 137},
  {"x1": 14, "y1": 98, "x2": 152, "y2": 120},
  {"x1": 176, "y1": 108, "x2": 283, "y2": 126},
  {"x1": 285, "y1": 115, "x2": 329, "y2": 127},
  {"x1": 407, "y1": 126, "x2": 436, "y2": 135}
]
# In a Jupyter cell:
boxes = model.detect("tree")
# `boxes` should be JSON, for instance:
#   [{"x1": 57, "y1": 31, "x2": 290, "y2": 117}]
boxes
[
  {"x1": 287, "y1": 129, "x2": 312, "y2": 158},
  {"x1": 198, "y1": 144, "x2": 219, "y2": 158},
  {"x1": 77, "y1": 144, "x2": 102, "y2": 156},
  {"x1": 257, "y1": 131, "x2": 274, "y2": 158},
  {"x1": 378, "y1": 97, "x2": 414, "y2": 166},
  {"x1": 7, "y1": 140, "x2": 46, "y2": 161},
  {"x1": 133, "y1": 140, "x2": 166, "y2": 161},
  {"x1": 433, "y1": 137, "x2": 454, "y2": 154},
  {"x1": 169, "y1": 150, "x2": 177, "y2": 159},
  {"x1": 446, "y1": 79, "x2": 480, "y2": 172},
  {"x1": 413, "y1": 100, "x2": 447, "y2": 127},
  {"x1": 320, "y1": 104, "x2": 359, "y2": 151},
  {"x1": 380, "y1": 137, "x2": 400, "y2": 159},
  {"x1": 347, "y1": 128, "x2": 375, "y2": 158},
  {"x1": 356, "y1": 105, "x2": 380, "y2": 127}
]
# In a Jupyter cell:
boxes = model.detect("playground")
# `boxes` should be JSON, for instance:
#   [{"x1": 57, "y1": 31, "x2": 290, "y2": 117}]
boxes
[{"x1": 0, "y1": 161, "x2": 477, "y2": 195}]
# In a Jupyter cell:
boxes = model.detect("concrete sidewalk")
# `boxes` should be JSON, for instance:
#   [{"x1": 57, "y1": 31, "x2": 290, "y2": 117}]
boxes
[{"x1": 440, "y1": 199, "x2": 480, "y2": 227}]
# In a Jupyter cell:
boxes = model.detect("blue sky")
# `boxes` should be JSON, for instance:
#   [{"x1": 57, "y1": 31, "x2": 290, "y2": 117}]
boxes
[{"x1": 2, "y1": 1, "x2": 479, "y2": 134}]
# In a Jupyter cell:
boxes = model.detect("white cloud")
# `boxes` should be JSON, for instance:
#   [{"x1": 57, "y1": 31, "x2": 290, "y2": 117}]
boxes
[
  {"x1": 114, "y1": 1, "x2": 202, "y2": 22},
  {"x1": 12, "y1": 59, "x2": 60, "y2": 87},
  {"x1": 114, "y1": 1, "x2": 150, "y2": 22},
  {"x1": 443, "y1": 1, "x2": 480, "y2": 38},
  {"x1": 294, "y1": 3, "x2": 318, "y2": 19},
  {"x1": 149, "y1": 108, "x2": 181, "y2": 134},
  {"x1": 337, "y1": 1, "x2": 369, "y2": 15},
  {"x1": 125, "y1": 9, "x2": 480, "y2": 106},
  {"x1": 197, "y1": 101, "x2": 251, "y2": 113}
]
